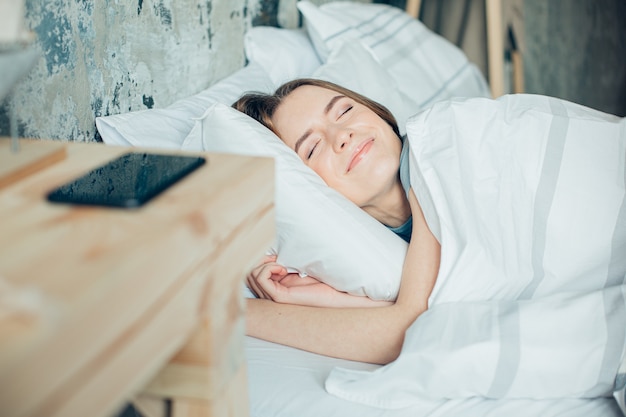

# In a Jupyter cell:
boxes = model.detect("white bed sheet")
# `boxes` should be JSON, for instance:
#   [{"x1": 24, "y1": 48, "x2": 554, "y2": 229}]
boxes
[{"x1": 246, "y1": 336, "x2": 623, "y2": 417}]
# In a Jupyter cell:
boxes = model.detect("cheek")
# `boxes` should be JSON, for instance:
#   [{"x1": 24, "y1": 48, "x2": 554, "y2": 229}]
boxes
[
  {"x1": 308, "y1": 159, "x2": 334, "y2": 185},
  {"x1": 307, "y1": 144, "x2": 342, "y2": 178},
  {"x1": 310, "y1": 148, "x2": 400, "y2": 207},
  {"x1": 371, "y1": 155, "x2": 399, "y2": 177},
  {"x1": 308, "y1": 161, "x2": 359, "y2": 201}
]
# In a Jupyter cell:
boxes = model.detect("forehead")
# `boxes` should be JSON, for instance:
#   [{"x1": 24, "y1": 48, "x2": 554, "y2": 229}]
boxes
[
  {"x1": 272, "y1": 85, "x2": 342, "y2": 143},
  {"x1": 282, "y1": 85, "x2": 339, "y2": 107}
]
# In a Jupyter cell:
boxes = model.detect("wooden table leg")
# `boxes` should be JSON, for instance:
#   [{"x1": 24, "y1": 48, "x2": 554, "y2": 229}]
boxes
[
  {"x1": 169, "y1": 365, "x2": 249, "y2": 417},
  {"x1": 139, "y1": 267, "x2": 249, "y2": 416},
  {"x1": 132, "y1": 396, "x2": 168, "y2": 417},
  {"x1": 486, "y1": 0, "x2": 505, "y2": 97},
  {"x1": 137, "y1": 204, "x2": 272, "y2": 416}
]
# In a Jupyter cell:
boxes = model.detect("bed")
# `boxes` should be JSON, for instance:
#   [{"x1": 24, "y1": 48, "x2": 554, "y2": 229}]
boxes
[{"x1": 95, "y1": 1, "x2": 626, "y2": 416}]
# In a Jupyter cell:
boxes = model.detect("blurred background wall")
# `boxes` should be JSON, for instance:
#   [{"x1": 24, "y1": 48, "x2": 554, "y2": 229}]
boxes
[{"x1": 419, "y1": 0, "x2": 625, "y2": 116}]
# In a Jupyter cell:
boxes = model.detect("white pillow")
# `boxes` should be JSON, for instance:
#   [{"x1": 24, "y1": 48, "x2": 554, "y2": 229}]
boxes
[
  {"x1": 96, "y1": 62, "x2": 275, "y2": 148},
  {"x1": 181, "y1": 103, "x2": 407, "y2": 301},
  {"x1": 244, "y1": 26, "x2": 322, "y2": 86},
  {"x1": 297, "y1": 1, "x2": 491, "y2": 108},
  {"x1": 313, "y1": 40, "x2": 416, "y2": 136}
]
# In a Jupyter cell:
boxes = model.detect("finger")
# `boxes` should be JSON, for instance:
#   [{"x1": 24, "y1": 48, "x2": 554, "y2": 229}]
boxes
[
  {"x1": 247, "y1": 274, "x2": 270, "y2": 300},
  {"x1": 260, "y1": 254, "x2": 278, "y2": 265},
  {"x1": 268, "y1": 266, "x2": 290, "y2": 282},
  {"x1": 255, "y1": 265, "x2": 289, "y2": 298},
  {"x1": 249, "y1": 257, "x2": 279, "y2": 280},
  {"x1": 247, "y1": 262, "x2": 274, "y2": 290},
  {"x1": 246, "y1": 267, "x2": 269, "y2": 299},
  {"x1": 246, "y1": 274, "x2": 260, "y2": 297},
  {"x1": 247, "y1": 264, "x2": 281, "y2": 300}
]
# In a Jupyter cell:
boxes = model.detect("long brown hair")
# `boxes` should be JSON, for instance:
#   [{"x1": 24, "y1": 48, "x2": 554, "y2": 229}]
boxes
[{"x1": 232, "y1": 78, "x2": 401, "y2": 139}]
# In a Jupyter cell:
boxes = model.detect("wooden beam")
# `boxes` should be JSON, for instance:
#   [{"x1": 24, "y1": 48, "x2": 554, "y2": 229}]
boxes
[
  {"x1": 486, "y1": 0, "x2": 505, "y2": 97},
  {"x1": 405, "y1": 0, "x2": 422, "y2": 19}
]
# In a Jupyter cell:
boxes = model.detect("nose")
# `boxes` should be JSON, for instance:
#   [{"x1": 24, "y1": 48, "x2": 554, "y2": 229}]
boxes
[{"x1": 330, "y1": 126, "x2": 352, "y2": 153}]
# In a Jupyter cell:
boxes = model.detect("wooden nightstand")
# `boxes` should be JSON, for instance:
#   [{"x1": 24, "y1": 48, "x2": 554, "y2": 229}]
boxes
[{"x1": 0, "y1": 139, "x2": 274, "y2": 417}]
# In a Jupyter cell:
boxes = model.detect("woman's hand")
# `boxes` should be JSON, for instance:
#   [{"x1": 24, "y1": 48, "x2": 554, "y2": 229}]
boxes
[
  {"x1": 246, "y1": 255, "x2": 392, "y2": 308},
  {"x1": 246, "y1": 255, "x2": 319, "y2": 302}
]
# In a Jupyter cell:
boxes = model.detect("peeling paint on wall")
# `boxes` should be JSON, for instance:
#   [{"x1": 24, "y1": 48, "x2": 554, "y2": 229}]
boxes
[
  {"x1": 253, "y1": 0, "x2": 279, "y2": 27},
  {"x1": 0, "y1": 0, "x2": 262, "y2": 142}
]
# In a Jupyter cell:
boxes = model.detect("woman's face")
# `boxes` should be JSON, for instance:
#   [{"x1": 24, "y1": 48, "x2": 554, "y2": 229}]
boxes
[{"x1": 271, "y1": 85, "x2": 403, "y2": 209}]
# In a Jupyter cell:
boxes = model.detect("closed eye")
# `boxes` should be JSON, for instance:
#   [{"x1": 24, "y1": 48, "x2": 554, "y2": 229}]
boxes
[{"x1": 306, "y1": 140, "x2": 319, "y2": 160}]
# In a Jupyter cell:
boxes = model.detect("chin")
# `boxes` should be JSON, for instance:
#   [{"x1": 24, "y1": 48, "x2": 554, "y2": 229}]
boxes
[{"x1": 370, "y1": 159, "x2": 398, "y2": 181}]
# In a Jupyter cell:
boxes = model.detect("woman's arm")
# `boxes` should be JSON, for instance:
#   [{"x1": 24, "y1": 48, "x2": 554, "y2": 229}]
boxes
[
  {"x1": 246, "y1": 189, "x2": 441, "y2": 364},
  {"x1": 246, "y1": 259, "x2": 393, "y2": 308}
]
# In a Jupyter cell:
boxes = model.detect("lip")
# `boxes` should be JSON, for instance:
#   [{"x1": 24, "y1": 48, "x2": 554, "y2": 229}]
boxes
[{"x1": 347, "y1": 139, "x2": 374, "y2": 172}]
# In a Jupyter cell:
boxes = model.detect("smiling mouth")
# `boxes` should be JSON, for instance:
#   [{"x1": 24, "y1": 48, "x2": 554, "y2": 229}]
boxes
[{"x1": 347, "y1": 139, "x2": 374, "y2": 172}]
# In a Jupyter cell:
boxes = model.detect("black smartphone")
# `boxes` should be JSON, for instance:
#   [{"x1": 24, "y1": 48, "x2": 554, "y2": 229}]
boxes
[{"x1": 47, "y1": 152, "x2": 206, "y2": 208}]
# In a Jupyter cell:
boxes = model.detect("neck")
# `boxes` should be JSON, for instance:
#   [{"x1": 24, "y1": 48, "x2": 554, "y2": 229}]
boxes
[{"x1": 361, "y1": 180, "x2": 410, "y2": 228}]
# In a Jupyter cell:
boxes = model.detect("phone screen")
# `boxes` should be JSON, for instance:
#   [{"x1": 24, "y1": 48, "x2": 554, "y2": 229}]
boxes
[{"x1": 47, "y1": 152, "x2": 206, "y2": 208}]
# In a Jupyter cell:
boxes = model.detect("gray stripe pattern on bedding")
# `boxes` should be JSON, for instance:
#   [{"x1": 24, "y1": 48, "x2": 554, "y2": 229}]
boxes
[
  {"x1": 594, "y1": 289, "x2": 626, "y2": 396},
  {"x1": 413, "y1": 63, "x2": 472, "y2": 108},
  {"x1": 608, "y1": 129, "x2": 626, "y2": 394},
  {"x1": 606, "y1": 139, "x2": 626, "y2": 289},
  {"x1": 519, "y1": 98, "x2": 570, "y2": 300},
  {"x1": 487, "y1": 303, "x2": 521, "y2": 398},
  {"x1": 322, "y1": 5, "x2": 476, "y2": 111},
  {"x1": 324, "y1": 6, "x2": 394, "y2": 43}
]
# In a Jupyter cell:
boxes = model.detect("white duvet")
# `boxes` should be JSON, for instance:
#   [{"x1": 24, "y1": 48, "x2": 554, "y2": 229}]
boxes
[{"x1": 325, "y1": 94, "x2": 626, "y2": 408}]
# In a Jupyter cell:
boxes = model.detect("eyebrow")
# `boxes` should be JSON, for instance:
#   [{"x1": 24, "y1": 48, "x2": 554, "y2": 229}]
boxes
[{"x1": 294, "y1": 95, "x2": 345, "y2": 154}]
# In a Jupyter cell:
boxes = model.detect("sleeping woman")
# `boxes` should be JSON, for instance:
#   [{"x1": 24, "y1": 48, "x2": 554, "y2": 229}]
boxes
[
  {"x1": 233, "y1": 77, "x2": 626, "y2": 396},
  {"x1": 233, "y1": 78, "x2": 441, "y2": 365}
]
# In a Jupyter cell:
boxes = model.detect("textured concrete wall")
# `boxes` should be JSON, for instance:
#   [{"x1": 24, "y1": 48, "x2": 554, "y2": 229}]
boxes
[
  {"x1": 419, "y1": 0, "x2": 487, "y2": 76},
  {"x1": 524, "y1": 0, "x2": 626, "y2": 116},
  {"x1": 0, "y1": 0, "x2": 262, "y2": 142},
  {"x1": 0, "y1": 0, "x2": 382, "y2": 142}
]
